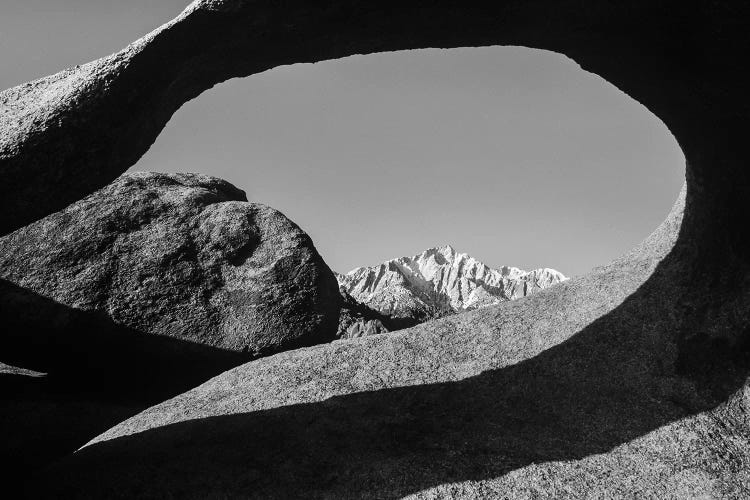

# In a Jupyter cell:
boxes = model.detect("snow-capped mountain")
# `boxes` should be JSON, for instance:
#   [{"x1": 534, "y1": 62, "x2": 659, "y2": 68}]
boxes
[{"x1": 336, "y1": 245, "x2": 567, "y2": 325}]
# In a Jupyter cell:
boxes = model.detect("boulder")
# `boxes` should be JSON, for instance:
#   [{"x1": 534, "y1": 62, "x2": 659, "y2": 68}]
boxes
[{"x1": 0, "y1": 172, "x2": 341, "y2": 372}]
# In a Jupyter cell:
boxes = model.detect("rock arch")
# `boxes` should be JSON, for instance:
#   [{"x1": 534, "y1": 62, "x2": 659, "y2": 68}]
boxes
[
  {"x1": 2, "y1": 1, "x2": 749, "y2": 496},
  {"x1": 0, "y1": 2, "x2": 746, "y2": 247}
]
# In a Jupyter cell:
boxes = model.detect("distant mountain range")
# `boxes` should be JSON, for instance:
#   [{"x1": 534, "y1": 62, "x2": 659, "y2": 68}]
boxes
[{"x1": 335, "y1": 245, "x2": 566, "y2": 338}]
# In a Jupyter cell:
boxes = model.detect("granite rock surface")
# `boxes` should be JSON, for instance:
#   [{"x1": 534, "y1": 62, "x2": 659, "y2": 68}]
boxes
[
  {"x1": 2, "y1": 0, "x2": 750, "y2": 497},
  {"x1": 29, "y1": 188, "x2": 750, "y2": 499},
  {"x1": 0, "y1": 171, "x2": 340, "y2": 370}
]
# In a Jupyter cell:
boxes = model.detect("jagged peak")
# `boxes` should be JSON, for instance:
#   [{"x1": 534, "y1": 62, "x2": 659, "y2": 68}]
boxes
[
  {"x1": 525, "y1": 267, "x2": 568, "y2": 280},
  {"x1": 337, "y1": 246, "x2": 568, "y2": 322},
  {"x1": 340, "y1": 246, "x2": 567, "y2": 284},
  {"x1": 431, "y1": 244, "x2": 457, "y2": 257},
  {"x1": 416, "y1": 244, "x2": 471, "y2": 264},
  {"x1": 338, "y1": 245, "x2": 569, "y2": 288}
]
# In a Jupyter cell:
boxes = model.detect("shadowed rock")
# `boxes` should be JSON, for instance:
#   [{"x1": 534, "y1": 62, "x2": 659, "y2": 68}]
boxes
[
  {"x1": 0, "y1": 1, "x2": 747, "y2": 243},
  {"x1": 0, "y1": 171, "x2": 340, "y2": 486},
  {"x1": 0, "y1": 279, "x2": 252, "y2": 492},
  {"x1": 0, "y1": 171, "x2": 340, "y2": 372},
  {"x1": 28, "y1": 187, "x2": 750, "y2": 498},
  {"x1": 1, "y1": 0, "x2": 750, "y2": 498}
]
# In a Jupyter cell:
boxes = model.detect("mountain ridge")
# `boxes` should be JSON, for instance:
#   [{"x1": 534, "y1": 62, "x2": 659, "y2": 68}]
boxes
[{"x1": 336, "y1": 245, "x2": 567, "y2": 327}]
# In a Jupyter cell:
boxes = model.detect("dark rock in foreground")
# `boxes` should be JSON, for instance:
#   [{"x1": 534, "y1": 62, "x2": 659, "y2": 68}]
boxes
[
  {"x1": 0, "y1": 172, "x2": 340, "y2": 371},
  {"x1": 0, "y1": 172, "x2": 342, "y2": 486}
]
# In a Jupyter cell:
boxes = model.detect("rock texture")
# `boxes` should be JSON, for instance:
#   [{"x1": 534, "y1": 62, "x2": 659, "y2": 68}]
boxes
[
  {"x1": 337, "y1": 245, "x2": 566, "y2": 326},
  {"x1": 2, "y1": 1, "x2": 750, "y2": 498},
  {"x1": 0, "y1": 171, "x2": 340, "y2": 371},
  {"x1": 31, "y1": 188, "x2": 750, "y2": 499},
  {"x1": 0, "y1": 1, "x2": 746, "y2": 244}
]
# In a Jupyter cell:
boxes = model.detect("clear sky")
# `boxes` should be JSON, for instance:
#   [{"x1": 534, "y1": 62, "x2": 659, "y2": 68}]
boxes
[{"x1": 0, "y1": 1, "x2": 685, "y2": 277}]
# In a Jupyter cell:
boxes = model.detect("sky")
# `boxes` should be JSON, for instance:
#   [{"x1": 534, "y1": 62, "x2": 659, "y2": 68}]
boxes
[{"x1": 0, "y1": 1, "x2": 685, "y2": 277}]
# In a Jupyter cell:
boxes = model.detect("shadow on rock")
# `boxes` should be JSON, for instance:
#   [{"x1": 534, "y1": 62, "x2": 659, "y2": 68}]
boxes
[
  {"x1": 30, "y1": 243, "x2": 750, "y2": 499},
  {"x1": 0, "y1": 278, "x2": 250, "y2": 487}
]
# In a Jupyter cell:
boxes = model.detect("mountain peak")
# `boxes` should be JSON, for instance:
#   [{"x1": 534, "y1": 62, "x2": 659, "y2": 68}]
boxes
[
  {"x1": 338, "y1": 247, "x2": 567, "y2": 323},
  {"x1": 434, "y1": 244, "x2": 456, "y2": 255}
]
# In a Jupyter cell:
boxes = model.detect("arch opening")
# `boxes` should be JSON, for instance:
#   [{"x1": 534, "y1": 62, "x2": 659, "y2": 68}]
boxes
[{"x1": 130, "y1": 46, "x2": 685, "y2": 278}]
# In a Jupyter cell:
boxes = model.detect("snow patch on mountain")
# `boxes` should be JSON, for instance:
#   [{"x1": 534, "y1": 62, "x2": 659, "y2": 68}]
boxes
[{"x1": 336, "y1": 245, "x2": 567, "y2": 323}]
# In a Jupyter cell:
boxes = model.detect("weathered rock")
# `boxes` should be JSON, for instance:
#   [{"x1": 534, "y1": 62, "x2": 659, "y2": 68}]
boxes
[
  {"x1": 2, "y1": 1, "x2": 750, "y2": 498},
  {"x1": 337, "y1": 245, "x2": 566, "y2": 326},
  {"x1": 0, "y1": 172, "x2": 340, "y2": 371},
  {"x1": 0, "y1": 1, "x2": 747, "y2": 245},
  {"x1": 30, "y1": 187, "x2": 750, "y2": 498}
]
